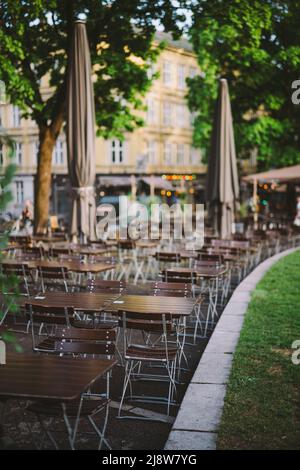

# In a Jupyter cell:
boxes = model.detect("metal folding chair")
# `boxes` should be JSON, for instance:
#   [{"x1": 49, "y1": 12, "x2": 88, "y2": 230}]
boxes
[{"x1": 118, "y1": 310, "x2": 179, "y2": 419}]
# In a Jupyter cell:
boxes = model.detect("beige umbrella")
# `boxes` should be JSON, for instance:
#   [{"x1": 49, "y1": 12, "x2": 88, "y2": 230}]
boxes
[
  {"x1": 67, "y1": 20, "x2": 96, "y2": 242},
  {"x1": 206, "y1": 78, "x2": 239, "y2": 239}
]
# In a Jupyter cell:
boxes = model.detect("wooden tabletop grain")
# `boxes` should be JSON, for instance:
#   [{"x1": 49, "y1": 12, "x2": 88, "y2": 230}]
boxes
[
  {"x1": 0, "y1": 352, "x2": 116, "y2": 401},
  {"x1": 24, "y1": 291, "x2": 195, "y2": 317}
]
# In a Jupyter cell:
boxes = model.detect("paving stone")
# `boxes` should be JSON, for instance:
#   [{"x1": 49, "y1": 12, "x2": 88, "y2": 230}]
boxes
[
  {"x1": 216, "y1": 314, "x2": 245, "y2": 333},
  {"x1": 191, "y1": 352, "x2": 233, "y2": 384},
  {"x1": 204, "y1": 330, "x2": 240, "y2": 354},
  {"x1": 172, "y1": 383, "x2": 226, "y2": 432},
  {"x1": 165, "y1": 430, "x2": 216, "y2": 450},
  {"x1": 229, "y1": 291, "x2": 251, "y2": 303},
  {"x1": 222, "y1": 301, "x2": 249, "y2": 316}
]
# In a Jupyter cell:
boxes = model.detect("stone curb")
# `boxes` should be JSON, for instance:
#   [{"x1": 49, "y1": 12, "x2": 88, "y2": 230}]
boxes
[{"x1": 164, "y1": 247, "x2": 299, "y2": 450}]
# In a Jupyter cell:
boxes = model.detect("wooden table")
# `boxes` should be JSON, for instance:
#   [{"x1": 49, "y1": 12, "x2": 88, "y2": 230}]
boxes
[
  {"x1": 0, "y1": 352, "x2": 116, "y2": 445},
  {"x1": 23, "y1": 292, "x2": 195, "y2": 318},
  {"x1": 24, "y1": 291, "x2": 120, "y2": 312},
  {"x1": 0, "y1": 352, "x2": 116, "y2": 401},
  {"x1": 109, "y1": 294, "x2": 196, "y2": 317},
  {"x1": 2, "y1": 259, "x2": 115, "y2": 275}
]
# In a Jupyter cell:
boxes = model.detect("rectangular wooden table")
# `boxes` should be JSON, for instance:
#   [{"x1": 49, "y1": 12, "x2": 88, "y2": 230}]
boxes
[
  {"x1": 2, "y1": 259, "x2": 115, "y2": 274},
  {"x1": 0, "y1": 352, "x2": 116, "y2": 401},
  {"x1": 108, "y1": 294, "x2": 196, "y2": 317},
  {"x1": 23, "y1": 291, "x2": 120, "y2": 312},
  {"x1": 23, "y1": 291, "x2": 196, "y2": 318},
  {"x1": 0, "y1": 352, "x2": 117, "y2": 444}
]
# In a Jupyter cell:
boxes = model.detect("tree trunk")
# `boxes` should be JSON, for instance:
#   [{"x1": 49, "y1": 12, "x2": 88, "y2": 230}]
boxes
[{"x1": 34, "y1": 126, "x2": 56, "y2": 234}]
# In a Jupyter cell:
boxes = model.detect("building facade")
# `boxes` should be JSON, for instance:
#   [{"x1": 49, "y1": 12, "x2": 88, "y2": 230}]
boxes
[{"x1": 0, "y1": 32, "x2": 206, "y2": 220}]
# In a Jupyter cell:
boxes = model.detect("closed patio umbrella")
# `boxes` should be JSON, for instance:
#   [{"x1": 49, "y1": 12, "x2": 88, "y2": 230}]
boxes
[
  {"x1": 206, "y1": 78, "x2": 239, "y2": 239},
  {"x1": 67, "y1": 20, "x2": 96, "y2": 242}
]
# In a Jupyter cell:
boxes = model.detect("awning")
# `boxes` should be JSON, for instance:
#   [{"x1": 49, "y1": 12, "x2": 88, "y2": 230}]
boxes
[
  {"x1": 98, "y1": 176, "x2": 132, "y2": 187},
  {"x1": 243, "y1": 165, "x2": 300, "y2": 183},
  {"x1": 141, "y1": 176, "x2": 173, "y2": 190}
]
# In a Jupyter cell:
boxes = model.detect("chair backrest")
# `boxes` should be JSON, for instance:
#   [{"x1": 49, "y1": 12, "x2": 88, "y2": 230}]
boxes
[
  {"x1": 162, "y1": 269, "x2": 195, "y2": 284},
  {"x1": 196, "y1": 252, "x2": 224, "y2": 265},
  {"x1": 49, "y1": 247, "x2": 70, "y2": 258},
  {"x1": 2, "y1": 263, "x2": 31, "y2": 295},
  {"x1": 9, "y1": 235, "x2": 31, "y2": 246},
  {"x1": 2, "y1": 262, "x2": 30, "y2": 277},
  {"x1": 23, "y1": 246, "x2": 44, "y2": 258},
  {"x1": 118, "y1": 240, "x2": 135, "y2": 250},
  {"x1": 89, "y1": 255, "x2": 117, "y2": 264},
  {"x1": 152, "y1": 281, "x2": 193, "y2": 297},
  {"x1": 58, "y1": 254, "x2": 82, "y2": 262},
  {"x1": 155, "y1": 252, "x2": 181, "y2": 263},
  {"x1": 25, "y1": 303, "x2": 74, "y2": 326},
  {"x1": 211, "y1": 239, "x2": 231, "y2": 248},
  {"x1": 37, "y1": 265, "x2": 69, "y2": 292},
  {"x1": 230, "y1": 240, "x2": 250, "y2": 250},
  {"x1": 119, "y1": 310, "x2": 174, "y2": 360},
  {"x1": 25, "y1": 303, "x2": 74, "y2": 351},
  {"x1": 53, "y1": 327, "x2": 116, "y2": 357},
  {"x1": 119, "y1": 310, "x2": 173, "y2": 333},
  {"x1": 87, "y1": 279, "x2": 126, "y2": 294}
]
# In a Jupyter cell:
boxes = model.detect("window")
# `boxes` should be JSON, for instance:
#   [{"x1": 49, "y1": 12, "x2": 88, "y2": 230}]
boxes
[
  {"x1": 12, "y1": 105, "x2": 21, "y2": 127},
  {"x1": 176, "y1": 143, "x2": 185, "y2": 165},
  {"x1": 163, "y1": 61, "x2": 172, "y2": 86},
  {"x1": 111, "y1": 139, "x2": 124, "y2": 164},
  {"x1": 146, "y1": 140, "x2": 157, "y2": 163},
  {"x1": 14, "y1": 142, "x2": 22, "y2": 165},
  {"x1": 190, "y1": 146, "x2": 200, "y2": 165},
  {"x1": 33, "y1": 141, "x2": 39, "y2": 165},
  {"x1": 0, "y1": 143, "x2": 3, "y2": 166},
  {"x1": 146, "y1": 97, "x2": 156, "y2": 124},
  {"x1": 189, "y1": 110, "x2": 196, "y2": 127},
  {"x1": 53, "y1": 139, "x2": 64, "y2": 165},
  {"x1": 15, "y1": 181, "x2": 24, "y2": 204},
  {"x1": 147, "y1": 62, "x2": 156, "y2": 80},
  {"x1": 189, "y1": 67, "x2": 197, "y2": 78},
  {"x1": 176, "y1": 104, "x2": 186, "y2": 128},
  {"x1": 177, "y1": 64, "x2": 185, "y2": 89},
  {"x1": 163, "y1": 102, "x2": 172, "y2": 126},
  {"x1": 164, "y1": 142, "x2": 173, "y2": 165}
]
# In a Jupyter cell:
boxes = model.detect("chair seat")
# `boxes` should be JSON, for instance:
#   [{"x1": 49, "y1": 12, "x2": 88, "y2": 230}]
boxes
[
  {"x1": 125, "y1": 344, "x2": 177, "y2": 361},
  {"x1": 26, "y1": 397, "x2": 109, "y2": 417}
]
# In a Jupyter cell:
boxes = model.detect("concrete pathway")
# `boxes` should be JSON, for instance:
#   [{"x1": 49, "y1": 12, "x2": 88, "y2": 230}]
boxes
[{"x1": 165, "y1": 247, "x2": 299, "y2": 450}]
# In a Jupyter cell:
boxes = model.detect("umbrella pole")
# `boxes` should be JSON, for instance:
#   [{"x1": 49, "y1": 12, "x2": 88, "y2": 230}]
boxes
[{"x1": 253, "y1": 178, "x2": 258, "y2": 229}]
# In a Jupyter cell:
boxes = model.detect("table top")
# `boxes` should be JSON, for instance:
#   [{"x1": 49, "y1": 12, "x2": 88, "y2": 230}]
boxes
[
  {"x1": 0, "y1": 352, "x2": 116, "y2": 401},
  {"x1": 1, "y1": 259, "x2": 115, "y2": 274},
  {"x1": 24, "y1": 291, "x2": 120, "y2": 311},
  {"x1": 108, "y1": 294, "x2": 196, "y2": 317},
  {"x1": 165, "y1": 266, "x2": 228, "y2": 278},
  {"x1": 23, "y1": 291, "x2": 195, "y2": 317},
  {"x1": 48, "y1": 244, "x2": 107, "y2": 256}
]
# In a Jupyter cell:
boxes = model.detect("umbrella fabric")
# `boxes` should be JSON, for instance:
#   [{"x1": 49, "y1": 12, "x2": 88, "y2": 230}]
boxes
[
  {"x1": 205, "y1": 78, "x2": 239, "y2": 239},
  {"x1": 67, "y1": 21, "x2": 96, "y2": 241}
]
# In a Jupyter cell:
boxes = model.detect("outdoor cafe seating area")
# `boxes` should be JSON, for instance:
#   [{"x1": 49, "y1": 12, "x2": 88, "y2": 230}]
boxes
[{"x1": 1, "y1": 223, "x2": 300, "y2": 449}]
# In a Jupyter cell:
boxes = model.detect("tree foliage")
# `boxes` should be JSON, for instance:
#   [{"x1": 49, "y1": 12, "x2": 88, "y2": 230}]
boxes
[
  {"x1": 188, "y1": 0, "x2": 300, "y2": 169},
  {"x1": 0, "y1": 1, "x2": 185, "y2": 137},
  {"x1": 0, "y1": 1, "x2": 186, "y2": 231},
  {"x1": 0, "y1": 133, "x2": 21, "y2": 347}
]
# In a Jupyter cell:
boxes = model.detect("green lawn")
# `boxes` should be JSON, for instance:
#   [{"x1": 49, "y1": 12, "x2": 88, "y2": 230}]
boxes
[{"x1": 217, "y1": 250, "x2": 300, "y2": 450}]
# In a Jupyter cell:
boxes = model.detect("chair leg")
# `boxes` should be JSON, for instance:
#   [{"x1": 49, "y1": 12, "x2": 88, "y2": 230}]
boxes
[{"x1": 118, "y1": 361, "x2": 134, "y2": 417}]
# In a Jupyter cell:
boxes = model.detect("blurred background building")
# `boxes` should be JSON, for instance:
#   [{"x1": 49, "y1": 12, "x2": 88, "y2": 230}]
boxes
[{"x1": 0, "y1": 32, "x2": 206, "y2": 222}]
